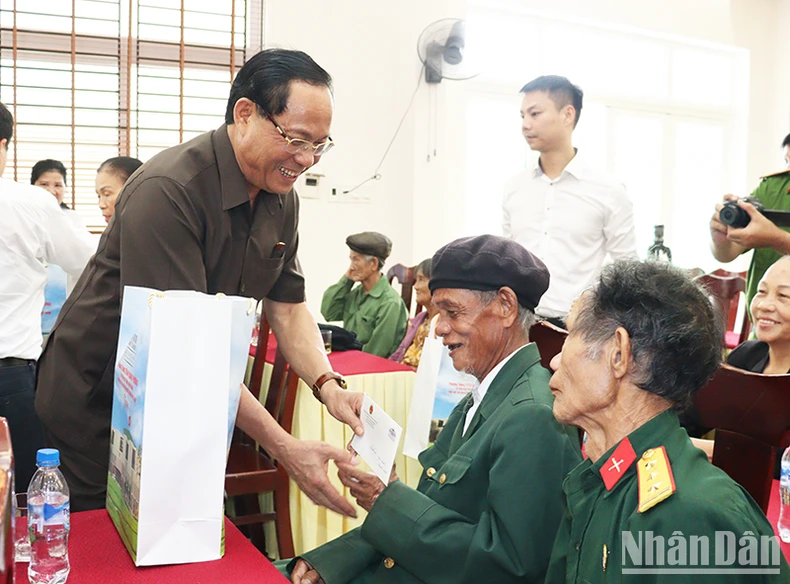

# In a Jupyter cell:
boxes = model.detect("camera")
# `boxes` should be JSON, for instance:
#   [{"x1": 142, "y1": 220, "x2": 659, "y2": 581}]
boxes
[
  {"x1": 719, "y1": 196, "x2": 790, "y2": 229},
  {"x1": 719, "y1": 197, "x2": 764, "y2": 228}
]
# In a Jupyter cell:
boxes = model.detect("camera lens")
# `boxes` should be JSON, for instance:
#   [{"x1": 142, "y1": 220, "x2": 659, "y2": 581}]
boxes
[{"x1": 719, "y1": 204, "x2": 750, "y2": 228}]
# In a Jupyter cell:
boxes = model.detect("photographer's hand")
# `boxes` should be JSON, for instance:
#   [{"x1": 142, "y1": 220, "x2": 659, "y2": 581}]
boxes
[
  {"x1": 710, "y1": 194, "x2": 747, "y2": 261},
  {"x1": 725, "y1": 200, "x2": 790, "y2": 252}
]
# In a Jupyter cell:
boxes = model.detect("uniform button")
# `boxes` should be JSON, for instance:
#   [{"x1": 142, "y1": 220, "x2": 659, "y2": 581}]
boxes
[
  {"x1": 426, "y1": 467, "x2": 436, "y2": 478},
  {"x1": 439, "y1": 473, "x2": 447, "y2": 484},
  {"x1": 575, "y1": 542, "x2": 581, "y2": 550},
  {"x1": 383, "y1": 557, "x2": 395, "y2": 569},
  {"x1": 240, "y1": 284, "x2": 246, "y2": 293}
]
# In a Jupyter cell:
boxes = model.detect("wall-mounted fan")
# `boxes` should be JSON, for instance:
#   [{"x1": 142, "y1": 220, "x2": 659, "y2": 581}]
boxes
[{"x1": 417, "y1": 18, "x2": 479, "y2": 84}]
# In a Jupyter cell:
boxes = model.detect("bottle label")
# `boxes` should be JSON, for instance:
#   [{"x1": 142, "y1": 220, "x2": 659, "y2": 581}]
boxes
[{"x1": 31, "y1": 501, "x2": 70, "y2": 531}]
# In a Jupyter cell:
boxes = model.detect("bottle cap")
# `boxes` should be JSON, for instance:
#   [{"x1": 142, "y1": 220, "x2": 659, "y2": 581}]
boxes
[{"x1": 36, "y1": 448, "x2": 60, "y2": 467}]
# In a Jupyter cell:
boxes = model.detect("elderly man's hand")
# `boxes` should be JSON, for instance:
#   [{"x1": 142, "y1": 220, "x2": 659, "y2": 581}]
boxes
[
  {"x1": 321, "y1": 382, "x2": 365, "y2": 436},
  {"x1": 291, "y1": 559, "x2": 325, "y2": 584},
  {"x1": 279, "y1": 438, "x2": 357, "y2": 518},
  {"x1": 337, "y1": 461, "x2": 398, "y2": 512}
]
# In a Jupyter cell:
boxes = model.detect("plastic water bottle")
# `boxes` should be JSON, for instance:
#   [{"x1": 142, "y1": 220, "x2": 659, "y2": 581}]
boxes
[
  {"x1": 780, "y1": 446, "x2": 790, "y2": 543},
  {"x1": 27, "y1": 449, "x2": 70, "y2": 584}
]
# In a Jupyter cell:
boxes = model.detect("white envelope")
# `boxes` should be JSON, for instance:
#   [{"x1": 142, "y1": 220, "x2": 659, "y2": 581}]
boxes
[{"x1": 350, "y1": 394, "x2": 403, "y2": 484}]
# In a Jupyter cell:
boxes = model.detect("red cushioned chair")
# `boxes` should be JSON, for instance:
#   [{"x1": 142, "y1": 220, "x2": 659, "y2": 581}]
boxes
[
  {"x1": 387, "y1": 263, "x2": 418, "y2": 315},
  {"x1": 694, "y1": 271, "x2": 751, "y2": 349},
  {"x1": 694, "y1": 364, "x2": 790, "y2": 513},
  {"x1": 529, "y1": 320, "x2": 568, "y2": 371},
  {"x1": 225, "y1": 316, "x2": 296, "y2": 559}
]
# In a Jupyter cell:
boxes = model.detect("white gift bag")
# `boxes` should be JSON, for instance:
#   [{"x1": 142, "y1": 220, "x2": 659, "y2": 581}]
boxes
[
  {"x1": 107, "y1": 286, "x2": 256, "y2": 566},
  {"x1": 403, "y1": 315, "x2": 479, "y2": 459}
]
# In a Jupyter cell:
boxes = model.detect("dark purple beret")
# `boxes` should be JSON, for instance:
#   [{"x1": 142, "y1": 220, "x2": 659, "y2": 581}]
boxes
[{"x1": 429, "y1": 235, "x2": 550, "y2": 311}]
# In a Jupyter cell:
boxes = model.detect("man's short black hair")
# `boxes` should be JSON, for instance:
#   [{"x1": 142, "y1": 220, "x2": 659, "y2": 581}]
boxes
[
  {"x1": 225, "y1": 48, "x2": 332, "y2": 124},
  {"x1": 520, "y1": 75, "x2": 583, "y2": 127},
  {"x1": 572, "y1": 259, "x2": 723, "y2": 411},
  {"x1": 782, "y1": 133, "x2": 790, "y2": 149},
  {"x1": 0, "y1": 101, "x2": 13, "y2": 145},
  {"x1": 31, "y1": 159, "x2": 68, "y2": 186}
]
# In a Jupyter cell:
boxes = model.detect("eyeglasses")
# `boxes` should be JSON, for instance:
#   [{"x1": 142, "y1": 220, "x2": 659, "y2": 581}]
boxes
[{"x1": 263, "y1": 111, "x2": 334, "y2": 157}]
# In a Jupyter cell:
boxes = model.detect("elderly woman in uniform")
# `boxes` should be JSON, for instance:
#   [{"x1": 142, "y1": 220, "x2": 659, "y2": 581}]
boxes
[{"x1": 545, "y1": 259, "x2": 789, "y2": 582}]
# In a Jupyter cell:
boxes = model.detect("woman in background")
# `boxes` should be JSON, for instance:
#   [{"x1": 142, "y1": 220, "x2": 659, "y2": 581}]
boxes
[
  {"x1": 389, "y1": 258, "x2": 437, "y2": 367},
  {"x1": 31, "y1": 159, "x2": 69, "y2": 209},
  {"x1": 95, "y1": 156, "x2": 142, "y2": 222},
  {"x1": 690, "y1": 254, "x2": 790, "y2": 475}
]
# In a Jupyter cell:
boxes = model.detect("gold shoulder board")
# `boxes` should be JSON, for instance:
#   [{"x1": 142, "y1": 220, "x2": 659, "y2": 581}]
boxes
[{"x1": 637, "y1": 446, "x2": 676, "y2": 513}]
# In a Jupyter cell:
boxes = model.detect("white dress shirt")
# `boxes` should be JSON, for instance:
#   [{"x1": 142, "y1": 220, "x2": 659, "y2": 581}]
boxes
[
  {"x1": 502, "y1": 152, "x2": 637, "y2": 318},
  {"x1": 463, "y1": 344, "x2": 526, "y2": 434},
  {"x1": 0, "y1": 178, "x2": 95, "y2": 359}
]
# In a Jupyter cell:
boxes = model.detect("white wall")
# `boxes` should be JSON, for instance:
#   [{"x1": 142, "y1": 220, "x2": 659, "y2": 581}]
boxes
[{"x1": 263, "y1": 0, "x2": 790, "y2": 316}]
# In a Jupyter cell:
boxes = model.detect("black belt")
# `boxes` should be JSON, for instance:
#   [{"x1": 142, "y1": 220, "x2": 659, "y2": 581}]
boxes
[{"x1": 0, "y1": 357, "x2": 34, "y2": 369}]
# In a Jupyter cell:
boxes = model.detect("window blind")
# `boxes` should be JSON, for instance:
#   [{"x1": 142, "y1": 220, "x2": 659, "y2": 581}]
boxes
[{"x1": 1, "y1": 0, "x2": 261, "y2": 231}]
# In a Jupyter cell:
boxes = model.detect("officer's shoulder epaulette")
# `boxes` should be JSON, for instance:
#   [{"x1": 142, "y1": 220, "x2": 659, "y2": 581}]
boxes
[
  {"x1": 636, "y1": 446, "x2": 676, "y2": 513},
  {"x1": 760, "y1": 168, "x2": 790, "y2": 180}
]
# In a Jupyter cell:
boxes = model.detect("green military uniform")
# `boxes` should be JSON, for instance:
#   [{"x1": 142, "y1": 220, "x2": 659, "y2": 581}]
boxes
[
  {"x1": 545, "y1": 410, "x2": 790, "y2": 583},
  {"x1": 321, "y1": 275, "x2": 408, "y2": 358},
  {"x1": 744, "y1": 169, "x2": 790, "y2": 309},
  {"x1": 286, "y1": 344, "x2": 581, "y2": 583}
]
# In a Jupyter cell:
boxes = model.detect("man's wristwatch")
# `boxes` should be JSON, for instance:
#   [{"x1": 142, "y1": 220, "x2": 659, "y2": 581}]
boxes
[{"x1": 312, "y1": 372, "x2": 347, "y2": 403}]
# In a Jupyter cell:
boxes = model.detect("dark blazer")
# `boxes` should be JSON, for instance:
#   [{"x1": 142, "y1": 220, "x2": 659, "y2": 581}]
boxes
[{"x1": 291, "y1": 343, "x2": 581, "y2": 584}]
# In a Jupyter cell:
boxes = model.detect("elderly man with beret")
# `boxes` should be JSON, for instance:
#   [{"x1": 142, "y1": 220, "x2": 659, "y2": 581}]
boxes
[
  {"x1": 286, "y1": 234, "x2": 581, "y2": 584},
  {"x1": 545, "y1": 259, "x2": 790, "y2": 582},
  {"x1": 321, "y1": 231, "x2": 408, "y2": 357}
]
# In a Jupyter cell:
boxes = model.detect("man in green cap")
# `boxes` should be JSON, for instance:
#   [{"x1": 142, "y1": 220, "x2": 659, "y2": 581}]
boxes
[
  {"x1": 545, "y1": 259, "x2": 789, "y2": 582},
  {"x1": 321, "y1": 231, "x2": 408, "y2": 357}
]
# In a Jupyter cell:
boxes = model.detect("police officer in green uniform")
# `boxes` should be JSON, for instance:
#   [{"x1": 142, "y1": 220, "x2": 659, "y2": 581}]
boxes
[
  {"x1": 711, "y1": 133, "x2": 790, "y2": 309},
  {"x1": 286, "y1": 235, "x2": 581, "y2": 584},
  {"x1": 321, "y1": 231, "x2": 408, "y2": 357},
  {"x1": 545, "y1": 260, "x2": 790, "y2": 583}
]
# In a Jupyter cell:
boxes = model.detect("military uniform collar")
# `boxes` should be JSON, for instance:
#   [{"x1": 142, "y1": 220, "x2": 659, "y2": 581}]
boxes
[
  {"x1": 760, "y1": 167, "x2": 790, "y2": 179},
  {"x1": 212, "y1": 123, "x2": 286, "y2": 212},
  {"x1": 365, "y1": 274, "x2": 390, "y2": 298},
  {"x1": 463, "y1": 344, "x2": 541, "y2": 437},
  {"x1": 565, "y1": 409, "x2": 680, "y2": 496}
]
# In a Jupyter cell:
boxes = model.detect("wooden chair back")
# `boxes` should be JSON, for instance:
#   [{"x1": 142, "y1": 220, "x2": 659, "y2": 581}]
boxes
[
  {"x1": 0, "y1": 419, "x2": 13, "y2": 584},
  {"x1": 529, "y1": 320, "x2": 568, "y2": 371},
  {"x1": 693, "y1": 364, "x2": 790, "y2": 512},
  {"x1": 387, "y1": 263, "x2": 417, "y2": 315},
  {"x1": 694, "y1": 271, "x2": 750, "y2": 348},
  {"x1": 225, "y1": 314, "x2": 297, "y2": 558}
]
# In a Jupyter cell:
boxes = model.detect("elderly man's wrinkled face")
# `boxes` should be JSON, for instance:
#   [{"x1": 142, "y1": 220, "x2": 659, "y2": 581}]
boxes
[
  {"x1": 346, "y1": 251, "x2": 378, "y2": 283},
  {"x1": 432, "y1": 288, "x2": 508, "y2": 381},
  {"x1": 549, "y1": 294, "x2": 617, "y2": 428}
]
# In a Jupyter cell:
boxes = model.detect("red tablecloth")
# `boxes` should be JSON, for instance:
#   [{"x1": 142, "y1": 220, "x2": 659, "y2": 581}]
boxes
[
  {"x1": 250, "y1": 335, "x2": 414, "y2": 376},
  {"x1": 14, "y1": 510, "x2": 287, "y2": 584},
  {"x1": 767, "y1": 479, "x2": 790, "y2": 559}
]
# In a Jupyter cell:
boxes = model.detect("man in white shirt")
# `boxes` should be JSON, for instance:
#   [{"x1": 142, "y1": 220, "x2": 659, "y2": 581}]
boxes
[
  {"x1": 0, "y1": 102, "x2": 94, "y2": 487},
  {"x1": 502, "y1": 75, "x2": 636, "y2": 323}
]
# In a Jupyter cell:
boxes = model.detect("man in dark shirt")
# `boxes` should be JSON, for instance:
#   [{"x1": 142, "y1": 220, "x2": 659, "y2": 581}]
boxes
[{"x1": 36, "y1": 49, "x2": 363, "y2": 515}]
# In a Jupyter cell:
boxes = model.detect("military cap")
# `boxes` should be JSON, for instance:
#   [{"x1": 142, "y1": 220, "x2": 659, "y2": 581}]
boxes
[
  {"x1": 429, "y1": 235, "x2": 549, "y2": 311},
  {"x1": 346, "y1": 232, "x2": 392, "y2": 266}
]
